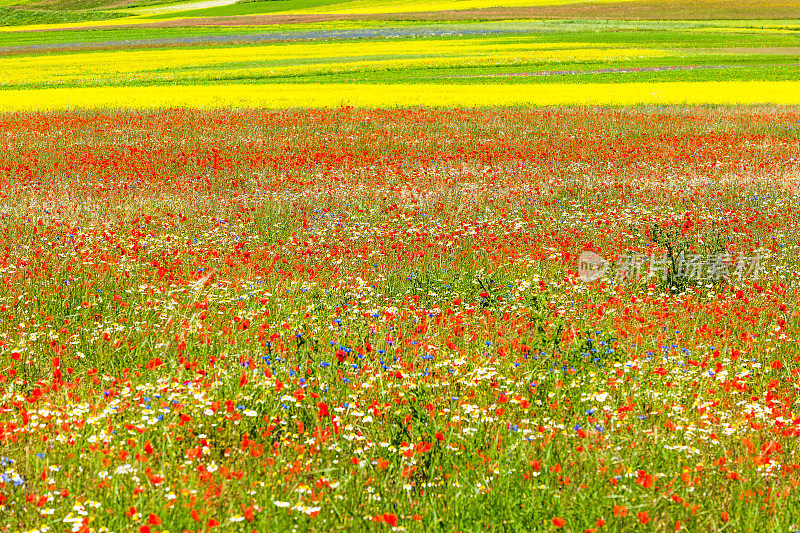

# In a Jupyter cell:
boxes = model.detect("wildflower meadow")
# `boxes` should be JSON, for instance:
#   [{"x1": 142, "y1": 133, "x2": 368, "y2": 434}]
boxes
[
  {"x1": 1, "y1": 107, "x2": 799, "y2": 532},
  {"x1": 2, "y1": 0, "x2": 800, "y2": 532}
]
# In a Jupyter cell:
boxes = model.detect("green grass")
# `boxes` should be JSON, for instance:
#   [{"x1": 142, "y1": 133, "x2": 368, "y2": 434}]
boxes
[
  {"x1": 0, "y1": 0, "x2": 195, "y2": 8},
  {"x1": 0, "y1": 6, "x2": 125, "y2": 25},
  {"x1": 142, "y1": 0, "x2": 353, "y2": 19},
  {"x1": 2, "y1": 17, "x2": 797, "y2": 46},
  {"x1": 0, "y1": 0, "x2": 205, "y2": 26},
  {"x1": 282, "y1": 62, "x2": 799, "y2": 86},
  {"x1": 3, "y1": 19, "x2": 799, "y2": 46}
]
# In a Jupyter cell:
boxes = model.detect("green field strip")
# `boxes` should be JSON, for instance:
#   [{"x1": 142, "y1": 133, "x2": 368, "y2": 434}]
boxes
[
  {"x1": 0, "y1": 7, "x2": 128, "y2": 26},
  {"x1": 2, "y1": 20, "x2": 797, "y2": 50},
  {"x1": 0, "y1": 58, "x2": 795, "y2": 90},
  {"x1": 140, "y1": 0, "x2": 356, "y2": 19},
  {"x1": 138, "y1": 0, "x2": 626, "y2": 20}
]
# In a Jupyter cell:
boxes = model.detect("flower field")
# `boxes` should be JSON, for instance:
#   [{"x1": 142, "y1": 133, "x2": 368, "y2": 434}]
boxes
[
  {"x1": 3, "y1": 0, "x2": 799, "y2": 112},
  {"x1": 3, "y1": 1, "x2": 800, "y2": 531},
  {"x1": 2, "y1": 11, "x2": 799, "y2": 111},
  {"x1": 0, "y1": 39, "x2": 671, "y2": 87},
  {"x1": 0, "y1": 107, "x2": 799, "y2": 532},
  {"x1": 5, "y1": 81, "x2": 800, "y2": 112}
]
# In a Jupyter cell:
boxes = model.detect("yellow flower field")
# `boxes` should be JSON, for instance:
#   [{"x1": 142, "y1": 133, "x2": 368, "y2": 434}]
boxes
[
  {"x1": 196, "y1": 47, "x2": 665, "y2": 81},
  {"x1": 0, "y1": 40, "x2": 669, "y2": 87},
  {"x1": 1, "y1": 81, "x2": 799, "y2": 111}
]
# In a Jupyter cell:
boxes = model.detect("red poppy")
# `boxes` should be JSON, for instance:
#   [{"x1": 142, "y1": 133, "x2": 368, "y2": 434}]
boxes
[{"x1": 383, "y1": 513, "x2": 398, "y2": 527}]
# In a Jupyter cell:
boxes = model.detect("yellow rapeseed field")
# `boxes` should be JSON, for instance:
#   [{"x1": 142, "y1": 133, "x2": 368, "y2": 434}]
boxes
[
  {"x1": 2, "y1": 82, "x2": 800, "y2": 111},
  {"x1": 0, "y1": 41, "x2": 669, "y2": 87},
  {"x1": 182, "y1": 47, "x2": 665, "y2": 82}
]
